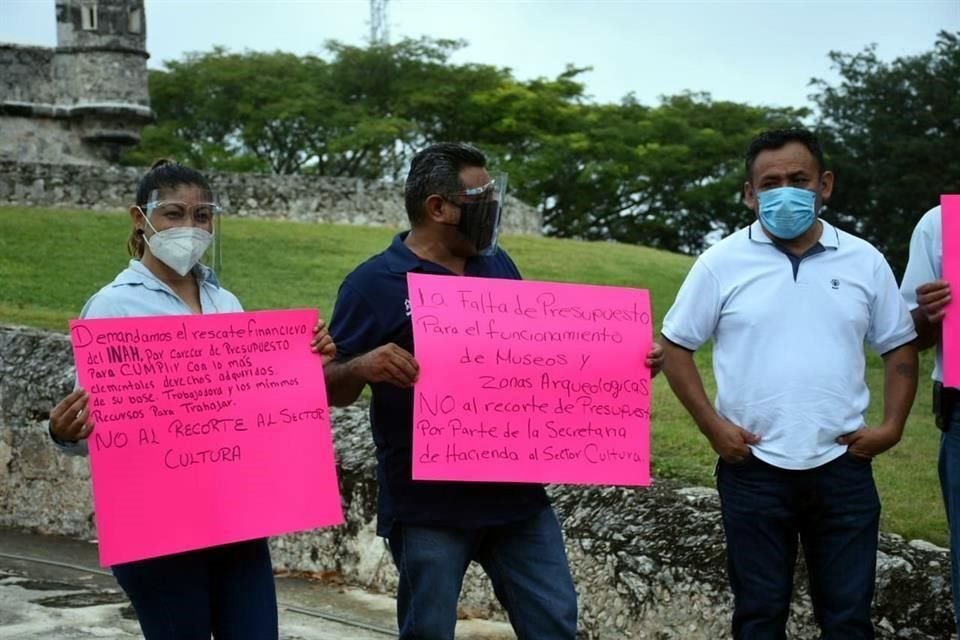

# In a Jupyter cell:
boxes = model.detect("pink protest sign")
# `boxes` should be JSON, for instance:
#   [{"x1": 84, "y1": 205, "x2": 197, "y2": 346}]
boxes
[
  {"x1": 944, "y1": 195, "x2": 960, "y2": 387},
  {"x1": 408, "y1": 273, "x2": 652, "y2": 486},
  {"x1": 69, "y1": 309, "x2": 343, "y2": 566}
]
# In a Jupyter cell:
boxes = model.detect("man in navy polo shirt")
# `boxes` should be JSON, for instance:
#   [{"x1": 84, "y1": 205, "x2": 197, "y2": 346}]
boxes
[
  {"x1": 325, "y1": 142, "x2": 661, "y2": 639},
  {"x1": 661, "y1": 129, "x2": 918, "y2": 639}
]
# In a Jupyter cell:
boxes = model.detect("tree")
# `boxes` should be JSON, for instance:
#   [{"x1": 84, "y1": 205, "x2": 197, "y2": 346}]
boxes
[
  {"x1": 812, "y1": 31, "x2": 960, "y2": 275},
  {"x1": 498, "y1": 92, "x2": 804, "y2": 253},
  {"x1": 128, "y1": 48, "x2": 376, "y2": 175},
  {"x1": 127, "y1": 38, "x2": 806, "y2": 254},
  {"x1": 127, "y1": 39, "x2": 512, "y2": 180}
]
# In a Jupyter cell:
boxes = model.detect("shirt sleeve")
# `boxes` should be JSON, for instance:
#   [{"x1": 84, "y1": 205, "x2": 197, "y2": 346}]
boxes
[
  {"x1": 50, "y1": 292, "x2": 120, "y2": 456},
  {"x1": 497, "y1": 249, "x2": 524, "y2": 280},
  {"x1": 869, "y1": 257, "x2": 919, "y2": 355},
  {"x1": 215, "y1": 288, "x2": 244, "y2": 313},
  {"x1": 661, "y1": 257, "x2": 722, "y2": 351},
  {"x1": 79, "y1": 290, "x2": 129, "y2": 320},
  {"x1": 900, "y1": 207, "x2": 941, "y2": 311},
  {"x1": 49, "y1": 422, "x2": 88, "y2": 455},
  {"x1": 329, "y1": 279, "x2": 384, "y2": 361}
]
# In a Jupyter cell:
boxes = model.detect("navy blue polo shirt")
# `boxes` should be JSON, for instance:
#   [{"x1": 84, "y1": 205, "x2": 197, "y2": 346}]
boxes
[{"x1": 329, "y1": 232, "x2": 550, "y2": 536}]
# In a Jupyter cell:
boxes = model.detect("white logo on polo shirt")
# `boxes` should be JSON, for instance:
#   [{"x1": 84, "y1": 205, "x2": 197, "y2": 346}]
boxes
[{"x1": 404, "y1": 298, "x2": 411, "y2": 317}]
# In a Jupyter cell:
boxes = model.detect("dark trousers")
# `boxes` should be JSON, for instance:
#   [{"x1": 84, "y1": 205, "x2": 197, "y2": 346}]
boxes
[
  {"x1": 387, "y1": 506, "x2": 578, "y2": 640},
  {"x1": 717, "y1": 453, "x2": 880, "y2": 640},
  {"x1": 939, "y1": 409, "x2": 960, "y2": 636},
  {"x1": 111, "y1": 538, "x2": 278, "y2": 640}
]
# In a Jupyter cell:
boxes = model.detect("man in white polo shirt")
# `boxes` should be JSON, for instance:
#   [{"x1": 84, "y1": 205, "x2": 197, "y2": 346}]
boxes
[
  {"x1": 661, "y1": 128, "x2": 918, "y2": 639},
  {"x1": 899, "y1": 204, "x2": 959, "y2": 635}
]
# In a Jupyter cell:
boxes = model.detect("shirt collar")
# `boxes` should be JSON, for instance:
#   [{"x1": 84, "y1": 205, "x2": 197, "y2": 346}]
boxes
[
  {"x1": 748, "y1": 218, "x2": 840, "y2": 250},
  {"x1": 384, "y1": 232, "x2": 422, "y2": 274},
  {"x1": 384, "y1": 231, "x2": 501, "y2": 276},
  {"x1": 113, "y1": 259, "x2": 222, "y2": 290}
]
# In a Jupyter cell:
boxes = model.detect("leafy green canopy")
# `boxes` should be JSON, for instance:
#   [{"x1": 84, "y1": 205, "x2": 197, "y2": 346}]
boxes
[{"x1": 129, "y1": 32, "x2": 960, "y2": 266}]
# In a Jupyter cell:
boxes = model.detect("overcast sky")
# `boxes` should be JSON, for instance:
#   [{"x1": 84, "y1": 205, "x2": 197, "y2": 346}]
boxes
[{"x1": 2, "y1": 0, "x2": 958, "y2": 109}]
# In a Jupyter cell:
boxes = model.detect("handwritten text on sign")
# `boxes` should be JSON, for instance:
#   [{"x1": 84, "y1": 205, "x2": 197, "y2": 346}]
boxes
[
  {"x1": 408, "y1": 274, "x2": 652, "y2": 486},
  {"x1": 943, "y1": 195, "x2": 960, "y2": 387},
  {"x1": 70, "y1": 309, "x2": 343, "y2": 566}
]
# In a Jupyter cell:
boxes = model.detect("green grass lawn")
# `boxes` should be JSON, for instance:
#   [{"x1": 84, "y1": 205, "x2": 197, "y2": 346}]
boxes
[{"x1": 0, "y1": 206, "x2": 946, "y2": 545}]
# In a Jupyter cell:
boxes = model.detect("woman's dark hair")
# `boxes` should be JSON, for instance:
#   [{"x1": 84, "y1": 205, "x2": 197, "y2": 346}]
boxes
[{"x1": 128, "y1": 159, "x2": 213, "y2": 258}]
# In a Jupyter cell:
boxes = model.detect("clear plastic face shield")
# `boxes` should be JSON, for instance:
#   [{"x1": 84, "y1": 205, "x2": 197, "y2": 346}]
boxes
[
  {"x1": 447, "y1": 173, "x2": 507, "y2": 257},
  {"x1": 138, "y1": 188, "x2": 223, "y2": 274}
]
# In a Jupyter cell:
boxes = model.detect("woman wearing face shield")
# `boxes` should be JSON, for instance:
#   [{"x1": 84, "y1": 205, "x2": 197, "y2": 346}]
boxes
[{"x1": 46, "y1": 159, "x2": 336, "y2": 640}]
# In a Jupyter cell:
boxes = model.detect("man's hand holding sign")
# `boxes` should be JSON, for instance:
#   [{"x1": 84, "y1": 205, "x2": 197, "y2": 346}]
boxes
[{"x1": 408, "y1": 273, "x2": 655, "y2": 486}]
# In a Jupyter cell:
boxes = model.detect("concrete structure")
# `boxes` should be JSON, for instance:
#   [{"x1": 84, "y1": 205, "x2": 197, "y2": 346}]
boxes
[
  {"x1": 0, "y1": 0, "x2": 154, "y2": 165},
  {"x1": 0, "y1": 324, "x2": 954, "y2": 639},
  {"x1": 0, "y1": 527, "x2": 515, "y2": 639},
  {"x1": 0, "y1": 161, "x2": 544, "y2": 234}
]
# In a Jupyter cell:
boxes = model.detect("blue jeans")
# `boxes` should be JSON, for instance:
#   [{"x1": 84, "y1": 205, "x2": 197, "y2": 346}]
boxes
[
  {"x1": 387, "y1": 506, "x2": 578, "y2": 640},
  {"x1": 111, "y1": 538, "x2": 278, "y2": 640},
  {"x1": 717, "y1": 453, "x2": 880, "y2": 640},
  {"x1": 940, "y1": 411, "x2": 960, "y2": 636}
]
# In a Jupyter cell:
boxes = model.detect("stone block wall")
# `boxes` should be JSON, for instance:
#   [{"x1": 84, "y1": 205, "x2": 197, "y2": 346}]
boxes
[
  {"x1": 0, "y1": 324, "x2": 952, "y2": 639},
  {"x1": 2, "y1": 0, "x2": 152, "y2": 165},
  {"x1": 56, "y1": 0, "x2": 147, "y2": 53},
  {"x1": 0, "y1": 161, "x2": 544, "y2": 235},
  {"x1": 0, "y1": 119, "x2": 109, "y2": 166},
  {"x1": 52, "y1": 50, "x2": 149, "y2": 106},
  {"x1": 0, "y1": 46, "x2": 57, "y2": 104}
]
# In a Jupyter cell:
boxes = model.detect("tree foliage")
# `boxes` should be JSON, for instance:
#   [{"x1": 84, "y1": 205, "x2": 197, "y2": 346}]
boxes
[
  {"x1": 501, "y1": 93, "x2": 802, "y2": 252},
  {"x1": 129, "y1": 33, "x2": 957, "y2": 262},
  {"x1": 812, "y1": 31, "x2": 960, "y2": 274},
  {"x1": 129, "y1": 39, "x2": 510, "y2": 179}
]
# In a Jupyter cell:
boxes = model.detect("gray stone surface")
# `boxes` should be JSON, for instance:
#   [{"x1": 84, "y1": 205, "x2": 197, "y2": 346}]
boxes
[
  {"x1": 55, "y1": 0, "x2": 148, "y2": 56},
  {"x1": 51, "y1": 50, "x2": 149, "y2": 107},
  {"x1": 0, "y1": 565, "x2": 392, "y2": 640},
  {"x1": 0, "y1": 324, "x2": 954, "y2": 638},
  {"x1": 0, "y1": 119, "x2": 111, "y2": 167},
  {"x1": 0, "y1": 161, "x2": 544, "y2": 235},
  {"x1": 0, "y1": 46, "x2": 57, "y2": 104},
  {"x1": 0, "y1": 1, "x2": 151, "y2": 165},
  {"x1": 0, "y1": 527, "x2": 515, "y2": 639}
]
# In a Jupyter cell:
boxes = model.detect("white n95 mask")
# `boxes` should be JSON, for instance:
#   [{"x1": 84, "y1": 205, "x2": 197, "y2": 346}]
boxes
[{"x1": 139, "y1": 209, "x2": 213, "y2": 276}]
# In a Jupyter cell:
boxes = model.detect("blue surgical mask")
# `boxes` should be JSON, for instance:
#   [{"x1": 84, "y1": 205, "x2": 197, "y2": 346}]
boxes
[{"x1": 757, "y1": 187, "x2": 817, "y2": 240}]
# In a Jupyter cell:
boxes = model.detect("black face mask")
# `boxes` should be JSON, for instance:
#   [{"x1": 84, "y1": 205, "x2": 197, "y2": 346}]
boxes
[{"x1": 448, "y1": 200, "x2": 501, "y2": 255}]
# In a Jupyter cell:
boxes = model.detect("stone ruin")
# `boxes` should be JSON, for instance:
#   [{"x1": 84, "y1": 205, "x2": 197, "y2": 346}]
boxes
[{"x1": 0, "y1": 0, "x2": 152, "y2": 165}]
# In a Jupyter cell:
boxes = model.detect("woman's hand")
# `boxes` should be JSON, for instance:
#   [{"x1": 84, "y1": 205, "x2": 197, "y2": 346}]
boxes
[{"x1": 49, "y1": 389, "x2": 95, "y2": 443}]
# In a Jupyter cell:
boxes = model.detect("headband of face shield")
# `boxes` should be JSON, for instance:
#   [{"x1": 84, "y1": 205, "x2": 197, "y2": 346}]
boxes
[
  {"x1": 444, "y1": 174, "x2": 507, "y2": 257},
  {"x1": 137, "y1": 189, "x2": 223, "y2": 276}
]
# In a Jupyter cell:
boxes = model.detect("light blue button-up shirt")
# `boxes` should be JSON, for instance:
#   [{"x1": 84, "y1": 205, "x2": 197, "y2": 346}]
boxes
[{"x1": 53, "y1": 260, "x2": 243, "y2": 455}]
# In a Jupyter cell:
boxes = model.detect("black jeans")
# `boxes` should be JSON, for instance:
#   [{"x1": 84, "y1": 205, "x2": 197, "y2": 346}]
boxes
[
  {"x1": 717, "y1": 453, "x2": 880, "y2": 640},
  {"x1": 111, "y1": 538, "x2": 278, "y2": 640}
]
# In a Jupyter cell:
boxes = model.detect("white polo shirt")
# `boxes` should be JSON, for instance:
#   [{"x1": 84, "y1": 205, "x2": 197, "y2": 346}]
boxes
[
  {"x1": 900, "y1": 206, "x2": 943, "y2": 382},
  {"x1": 662, "y1": 219, "x2": 916, "y2": 470}
]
